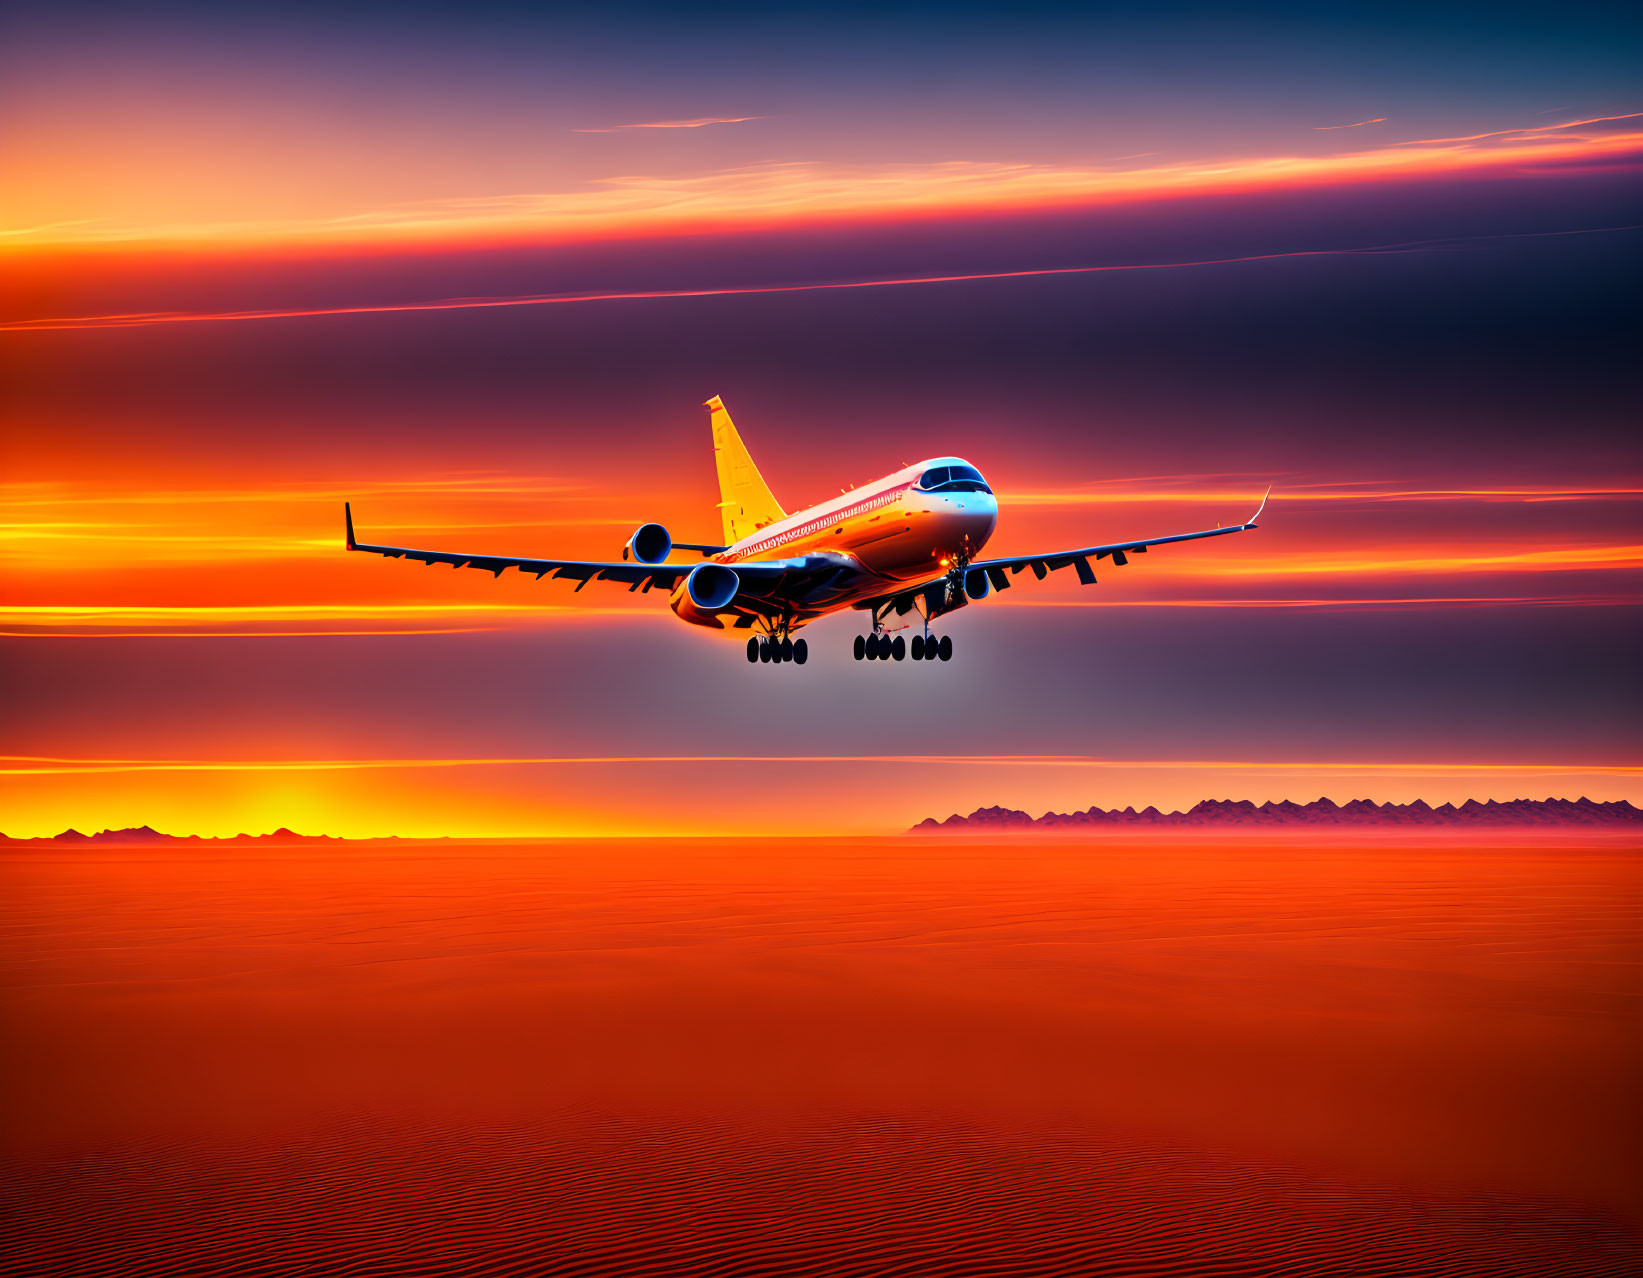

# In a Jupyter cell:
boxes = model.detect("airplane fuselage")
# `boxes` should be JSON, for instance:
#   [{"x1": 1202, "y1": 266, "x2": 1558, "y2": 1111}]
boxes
[{"x1": 671, "y1": 457, "x2": 998, "y2": 627}]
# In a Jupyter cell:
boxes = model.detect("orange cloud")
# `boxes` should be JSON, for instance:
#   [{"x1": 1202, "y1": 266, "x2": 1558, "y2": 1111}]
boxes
[
  {"x1": 1002, "y1": 595, "x2": 1640, "y2": 610},
  {"x1": 6, "y1": 226, "x2": 1637, "y2": 333},
  {"x1": 7, "y1": 753, "x2": 1639, "y2": 778},
  {"x1": 1313, "y1": 117, "x2": 1388, "y2": 131},
  {"x1": 1204, "y1": 543, "x2": 1643, "y2": 578},
  {"x1": 4, "y1": 114, "x2": 1639, "y2": 254},
  {"x1": 1003, "y1": 483, "x2": 1643, "y2": 507},
  {"x1": 1393, "y1": 110, "x2": 1643, "y2": 147},
  {"x1": 8, "y1": 595, "x2": 1633, "y2": 639},
  {"x1": 5, "y1": 465, "x2": 1638, "y2": 646},
  {"x1": 572, "y1": 115, "x2": 764, "y2": 133}
]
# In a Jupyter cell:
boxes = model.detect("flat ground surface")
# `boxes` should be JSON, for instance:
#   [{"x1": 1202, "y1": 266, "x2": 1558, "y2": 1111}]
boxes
[{"x1": 2, "y1": 835, "x2": 1640, "y2": 1275}]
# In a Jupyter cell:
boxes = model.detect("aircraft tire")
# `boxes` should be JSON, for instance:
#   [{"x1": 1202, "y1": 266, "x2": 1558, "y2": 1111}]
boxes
[
  {"x1": 853, "y1": 634, "x2": 865, "y2": 661},
  {"x1": 794, "y1": 638, "x2": 808, "y2": 665},
  {"x1": 892, "y1": 636, "x2": 905, "y2": 661},
  {"x1": 747, "y1": 637, "x2": 760, "y2": 663},
  {"x1": 780, "y1": 638, "x2": 793, "y2": 662},
  {"x1": 938, "y1": 635, "x2": 953, "y2": 661},
  {"x1": 759, "y1": 640, "x2": 771, "y2": 663},
  {"x1": 911, "y1": 635, "x2": 924, "y2": 660}
]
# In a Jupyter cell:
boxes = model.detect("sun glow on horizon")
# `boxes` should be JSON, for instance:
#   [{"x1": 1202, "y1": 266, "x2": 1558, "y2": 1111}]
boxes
[{"x1": 4, "y1": 752, "x2": 1639, "y2": 841}]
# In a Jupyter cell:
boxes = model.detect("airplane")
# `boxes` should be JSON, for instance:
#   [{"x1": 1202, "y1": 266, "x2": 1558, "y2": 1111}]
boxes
[{"x1": 345, "y1": 395, "x2": 1267, "y2": 665}]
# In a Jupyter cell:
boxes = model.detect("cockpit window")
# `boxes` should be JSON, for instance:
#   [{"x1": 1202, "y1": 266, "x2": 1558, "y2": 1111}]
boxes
[{"x1": 918, "y1": 464, "x2": 991, "y2": 495}]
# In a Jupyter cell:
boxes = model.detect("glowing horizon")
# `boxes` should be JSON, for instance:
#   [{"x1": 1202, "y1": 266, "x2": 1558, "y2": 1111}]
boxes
[{"x1": 4, "y1": 751, "x2": 1639, "y2": 841}]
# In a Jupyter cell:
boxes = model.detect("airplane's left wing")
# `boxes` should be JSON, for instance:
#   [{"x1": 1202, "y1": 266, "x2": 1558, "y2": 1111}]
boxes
[{"x1": 344, "y1": 503, "x2": 807, "y2": 596}]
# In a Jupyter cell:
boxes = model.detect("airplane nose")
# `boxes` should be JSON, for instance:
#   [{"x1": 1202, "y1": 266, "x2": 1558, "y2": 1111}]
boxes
[{"x1": 972, "y1": 493, "x2": 998, "y2": 539}]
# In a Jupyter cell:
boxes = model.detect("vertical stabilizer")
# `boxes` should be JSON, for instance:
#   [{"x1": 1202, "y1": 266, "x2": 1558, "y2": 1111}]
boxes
[{"x1": 706, "y1": 395, "x2": 786, "y2": 545}]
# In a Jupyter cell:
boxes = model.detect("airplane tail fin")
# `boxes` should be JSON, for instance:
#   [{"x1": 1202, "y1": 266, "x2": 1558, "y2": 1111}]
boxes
[{"x1": 706, "y1": 395, "x2": 785, "y2": 545}]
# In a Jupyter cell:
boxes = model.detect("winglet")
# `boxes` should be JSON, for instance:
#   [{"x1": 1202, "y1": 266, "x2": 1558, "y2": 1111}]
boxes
[
  {"x1": 1247, "y1": 485, "x2": 1271, "y2": 528},
  {"x1": 344, "y1": 501, "x2": 356, "y2": 551}
]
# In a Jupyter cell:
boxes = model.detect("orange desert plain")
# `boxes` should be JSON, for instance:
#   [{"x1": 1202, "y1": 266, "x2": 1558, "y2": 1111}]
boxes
[{"x1": 2, "y1": 833, "x2": 1640, "y2": 1275}]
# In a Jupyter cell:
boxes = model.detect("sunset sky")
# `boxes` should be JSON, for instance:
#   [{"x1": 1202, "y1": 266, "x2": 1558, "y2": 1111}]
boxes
[{"x1": 2, "y1": 0, "x2": 1640, "y2": 836}]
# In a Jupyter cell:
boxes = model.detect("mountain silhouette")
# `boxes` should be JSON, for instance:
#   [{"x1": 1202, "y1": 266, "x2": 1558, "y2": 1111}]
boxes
[
  {"x1": 913, "y1": 797, "x2": 1643, "y2": 832},
  {"x1": 0, "y1": 827, "x2": 347, "y2": 846}
]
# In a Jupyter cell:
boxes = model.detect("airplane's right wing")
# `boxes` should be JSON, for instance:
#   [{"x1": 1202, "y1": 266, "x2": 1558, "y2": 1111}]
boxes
[
  {"x1": 965, "y1": 488, "x2": 1267, "y2": 588},
  {"x1": 855, "y1": 489, "x2": 1269, "y2": 620}
]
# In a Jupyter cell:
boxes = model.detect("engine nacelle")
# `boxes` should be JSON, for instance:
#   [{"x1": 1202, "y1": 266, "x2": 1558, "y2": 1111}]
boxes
[
  {"x1": 670, "y1": 563, "x2": 742, "y2": 628},
  {"x1": 623, "y1": 523, "x2": 672, "y2": 564},
  {"x1": 962, "y1": 566, "x2": 991, "y2": 602},
  {"x1": 686, "y1": 563, "x2": 740, "y2": 610}
]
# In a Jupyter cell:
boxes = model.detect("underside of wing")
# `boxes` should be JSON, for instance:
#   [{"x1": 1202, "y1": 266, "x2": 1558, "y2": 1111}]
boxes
[
  {"x1": 853, "y1": 489, "x2": 1269, "y2": 619},
  {"x1": 345, "y1": 504, "x2": 693, "y2": 592},
  {"x1": 343, "y1": 503, "x2": 862, "y2": 605}
]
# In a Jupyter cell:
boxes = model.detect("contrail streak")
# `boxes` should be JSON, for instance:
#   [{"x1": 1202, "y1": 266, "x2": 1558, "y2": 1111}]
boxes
[{"x1": 4, "y1": 225, "x2": 1635, "y2": 334}]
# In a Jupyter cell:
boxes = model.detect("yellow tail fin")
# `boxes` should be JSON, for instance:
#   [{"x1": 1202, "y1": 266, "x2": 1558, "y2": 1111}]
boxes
[{"x1": 706, "y1": 395, "x2": 785, "y2": 545}]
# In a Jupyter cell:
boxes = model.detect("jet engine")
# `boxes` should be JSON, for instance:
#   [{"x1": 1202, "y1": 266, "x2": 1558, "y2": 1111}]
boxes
[
  {"x1": 685, "y1": 563, "x2": 740, "y2": 610},
  {"x1": 622, "y1": 523, "x2": 672, "y2": 564},
  {"x1": 962, "y1": 566, "x2": 991, "y2": 602},
  {"x1": 671, "y1": 562, "x2": 741, "y2": 628}
]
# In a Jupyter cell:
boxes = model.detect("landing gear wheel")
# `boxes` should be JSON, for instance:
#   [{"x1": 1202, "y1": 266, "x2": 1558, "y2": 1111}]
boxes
[
  {"x1": 875, "y1": 633, "x2": 890, "y2": 659},
  {"x1": 758, "y1": 640, "x2": 771, "y2": 663},
  {"x1": 891, "y1": 635, "x2": 905, "y2": 661},
  {"x1": 938, "y1": 635, "x2": 953, "y2": 661},
  {"x1": 780, "y1": 638, "x2": 793, "y2": 662},
  {"x1": 853, "y1": 634, "x2": 866, "y2": 661},
  {"x1": 747, "y1": 637, "x2": 760, "y2": 663},
  {"x1": 793, "y1": 638, "x2": 808, "y2": 665},
  {"x1": 911, "y1": 635, "x2": 925, "y2": 661}
]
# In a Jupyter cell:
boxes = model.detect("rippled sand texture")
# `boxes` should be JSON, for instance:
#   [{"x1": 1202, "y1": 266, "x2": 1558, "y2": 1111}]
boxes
[{"x1": 3, "y1": 837, "x2": 1640, "y2": 1275}]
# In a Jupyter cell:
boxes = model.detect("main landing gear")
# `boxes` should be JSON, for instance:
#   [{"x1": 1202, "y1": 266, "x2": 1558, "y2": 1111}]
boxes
[
  {"x1": 747, "y1": 633, "x2": 807, "y2": 665},
  {"x1": 910, "y1": 634, "x2": 953, "y2": 662},
  {"x1": 853, "y1": 631, "x2": 951, "y2": 661}
]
